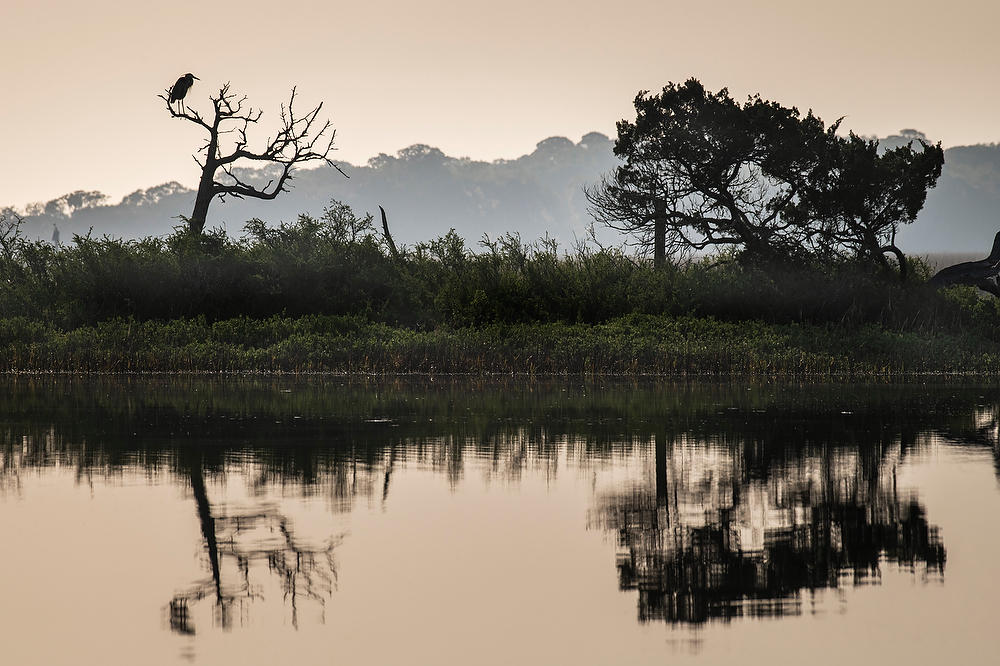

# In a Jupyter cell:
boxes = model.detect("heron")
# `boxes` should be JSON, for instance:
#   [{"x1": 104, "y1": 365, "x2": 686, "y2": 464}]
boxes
[{"x1": 169, "y1": 73, "x2": 199, "y2": 112}]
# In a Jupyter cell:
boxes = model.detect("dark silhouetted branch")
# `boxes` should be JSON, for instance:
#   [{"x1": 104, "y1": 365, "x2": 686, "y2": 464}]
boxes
[
  {"x1": 929, "y1": 231, "x2": 1000, "y2": 296},
  {"x1": 161, "y1": 83, "x2": 347, "y2": 234},
  {"x1": 380, "y1": 206, "x2": 400, "y2": 262}
]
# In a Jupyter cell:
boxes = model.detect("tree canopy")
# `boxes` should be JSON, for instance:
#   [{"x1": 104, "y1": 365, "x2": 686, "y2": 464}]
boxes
[
  {"x1": 788, "y1": 133, "x2": 944, "y2": 277},
  {"x1": 588, "y1": 79, "x2": 944, "y2": 273}
]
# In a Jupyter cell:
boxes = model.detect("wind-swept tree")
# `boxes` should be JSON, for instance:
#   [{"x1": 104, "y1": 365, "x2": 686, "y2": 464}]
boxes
[
  {"x1": 587, "y1": 79, "x2": 837, "y2": 266},
  {"x1": 588, "y1": 79, "x2": 943, "y2": 273},
  {"x1": 159, "y1": 82, "x2": 346, "y2": 235}
]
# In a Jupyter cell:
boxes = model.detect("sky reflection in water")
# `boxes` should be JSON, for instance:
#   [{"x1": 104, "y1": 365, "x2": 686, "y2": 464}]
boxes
[{"x1": 1, "y1": 378, "x2": 998, "y2": 665}]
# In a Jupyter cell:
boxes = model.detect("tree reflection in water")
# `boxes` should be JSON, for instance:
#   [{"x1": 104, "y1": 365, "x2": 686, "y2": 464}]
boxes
[
  {"x1": 4, "y1": 378, "x2": 1000, "y2": 636},
  {"x1": 168, "y1": 454, "x2": 344, "y2": 635},
  {"x1": 592, "y1": 434, "x2": 946, "y2": 624}
]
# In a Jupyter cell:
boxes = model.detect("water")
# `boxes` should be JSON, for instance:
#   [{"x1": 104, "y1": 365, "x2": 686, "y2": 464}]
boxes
[{"x1": 2, "y1": 377, "x2": 998, "y2": 665}]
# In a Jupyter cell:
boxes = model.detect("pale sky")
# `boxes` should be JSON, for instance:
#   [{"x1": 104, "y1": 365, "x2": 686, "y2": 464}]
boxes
[{"x1": 3, "y1": 0, "x2": 998, "y2": 207}]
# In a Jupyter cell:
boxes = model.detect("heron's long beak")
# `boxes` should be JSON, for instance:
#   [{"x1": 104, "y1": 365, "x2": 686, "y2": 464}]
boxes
[{"x1": 192, "y1": 75, "x2": 200, "y2": 80}]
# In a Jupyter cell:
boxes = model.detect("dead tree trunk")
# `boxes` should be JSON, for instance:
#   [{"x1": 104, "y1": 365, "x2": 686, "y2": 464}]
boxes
[
  {"x1": 653, "y1": 199, "x2": 667, "y2": 268},
  {"x1": 929, "y1": 231, "x2": 1000, "y2": 297},
  {"x1": 379, "y1": 206, "x2": 401, "y2": 262}
]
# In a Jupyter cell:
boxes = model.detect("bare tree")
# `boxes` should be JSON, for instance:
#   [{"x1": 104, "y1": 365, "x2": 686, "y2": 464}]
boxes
[{"x1": 159, "y1": 82, "x2": 346, "y2": 235}]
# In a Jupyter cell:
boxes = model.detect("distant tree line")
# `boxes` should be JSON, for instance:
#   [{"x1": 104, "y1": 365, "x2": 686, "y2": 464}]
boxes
[
  {"x1": 1, "y1": 133, "x2": 617, "y2": 247},
  {"x1": 14, "y1": 125, "x2": 1000, "y2": 257}
]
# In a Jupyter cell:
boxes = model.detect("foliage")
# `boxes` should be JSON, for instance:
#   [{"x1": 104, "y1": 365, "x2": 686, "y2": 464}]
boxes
[
  {"x1": 2, "y1": 311, "x2": 999, "y2": 375},
  {"x1": 4, "y1": 199, "x2": 1000, "y2": 374},
  {"x1": 787, "y1": 133, "x2": 944, "y2": 276},
  {"x1": 588, "y1": 79, "x2": 943, "y2": 270}
]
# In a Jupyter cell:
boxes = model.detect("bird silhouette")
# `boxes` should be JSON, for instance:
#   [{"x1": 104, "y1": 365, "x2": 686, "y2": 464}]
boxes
[{"x1": 169, "y1": 73, "x2": 199, "y2": 112}]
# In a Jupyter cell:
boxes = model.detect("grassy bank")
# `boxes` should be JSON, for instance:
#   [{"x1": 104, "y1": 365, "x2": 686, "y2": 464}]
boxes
[{"x1": 2, "y1": 313, "x2": 999, "y2": 375}]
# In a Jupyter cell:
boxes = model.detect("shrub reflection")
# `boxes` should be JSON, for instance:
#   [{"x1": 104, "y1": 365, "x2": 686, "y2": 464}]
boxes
[
  {"x1": 3, "y1": 377, "x2": 999, "y2": 634},
  {"x1": 592, "y1": 434, "x2": 945, "y2": 623}
]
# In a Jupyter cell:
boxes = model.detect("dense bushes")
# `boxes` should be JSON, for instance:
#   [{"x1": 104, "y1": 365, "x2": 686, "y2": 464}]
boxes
[{"x1": 2, "y1": 201, "x2": 1000, "y2": 346}]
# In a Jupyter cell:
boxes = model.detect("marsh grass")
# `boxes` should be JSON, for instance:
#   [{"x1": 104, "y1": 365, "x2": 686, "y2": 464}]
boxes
[{"x1": 2, "y1": 313, "x2": 998, "y2": 375}]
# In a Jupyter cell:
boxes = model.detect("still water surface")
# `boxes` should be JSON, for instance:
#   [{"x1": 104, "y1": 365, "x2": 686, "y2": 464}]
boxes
[{"x1": 1, "y1": 378, "x2": 998, "y2": 665}]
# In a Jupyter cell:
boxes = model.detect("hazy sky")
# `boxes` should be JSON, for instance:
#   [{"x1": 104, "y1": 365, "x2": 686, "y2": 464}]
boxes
[{"x1": 3, "y1": 0, "x2": 998, "y2": 207}]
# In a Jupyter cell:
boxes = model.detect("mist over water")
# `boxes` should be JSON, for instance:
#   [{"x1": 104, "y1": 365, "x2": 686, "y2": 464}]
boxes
[{"x1": 2, "y1": 378, "x2": 998, "y2": 664}]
